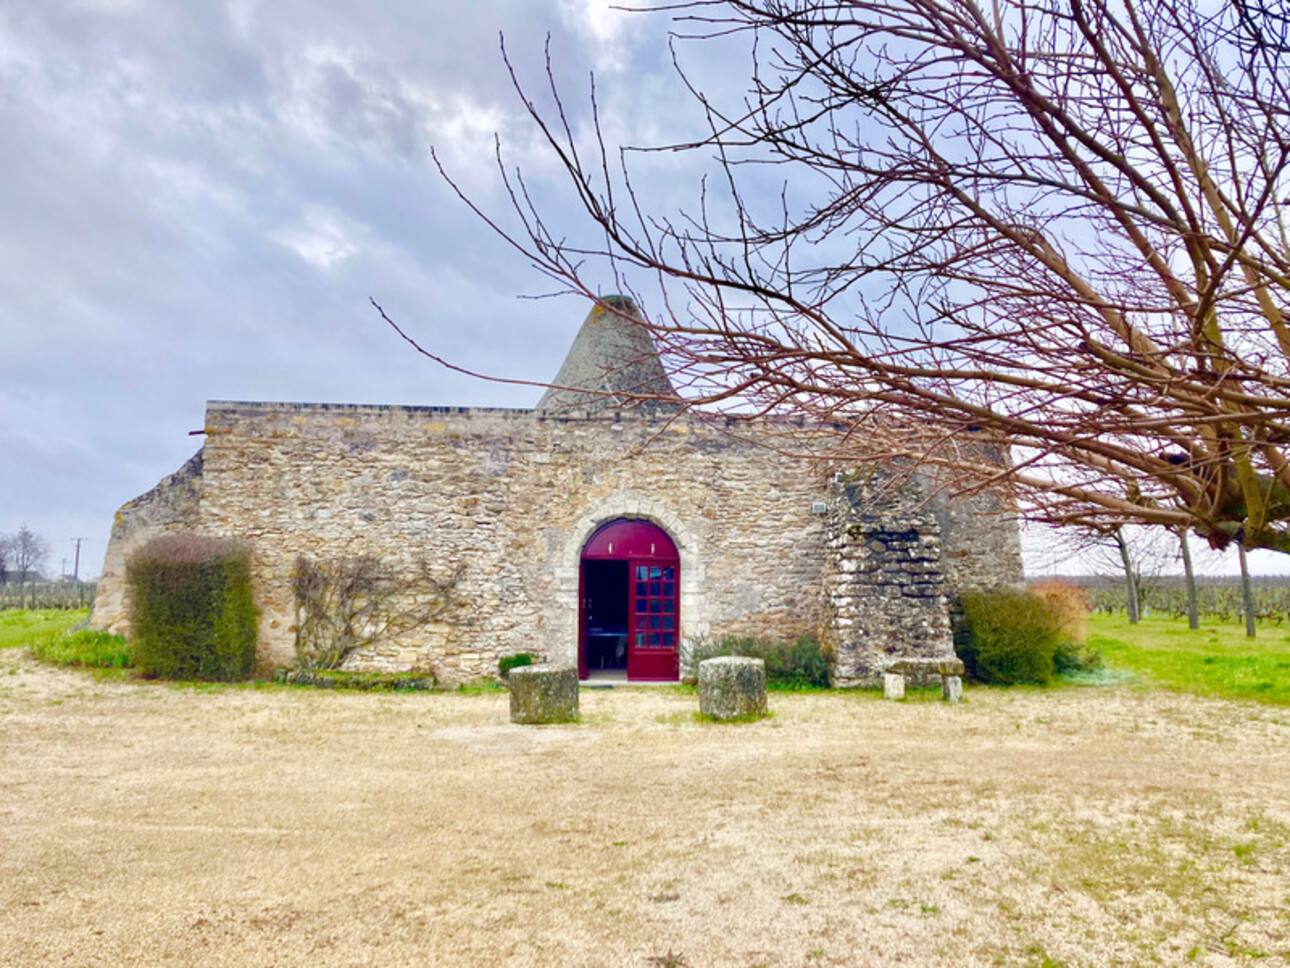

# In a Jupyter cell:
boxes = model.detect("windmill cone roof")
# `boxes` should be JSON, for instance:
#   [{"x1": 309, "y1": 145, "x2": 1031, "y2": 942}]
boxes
[{"x1": 535, "y1": 296, "x2": 682, "y2": 417}]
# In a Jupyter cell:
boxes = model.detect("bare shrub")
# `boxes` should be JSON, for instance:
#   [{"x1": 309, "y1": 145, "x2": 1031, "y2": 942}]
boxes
[
  {"x1": 1029, "y1": 581, "x2": 1091, "y2": 647},
  {"x1": 292, "y1": 556, "x2": 461, "y2": 670}
]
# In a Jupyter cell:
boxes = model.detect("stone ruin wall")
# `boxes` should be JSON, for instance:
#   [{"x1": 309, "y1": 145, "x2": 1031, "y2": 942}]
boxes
[
  {"x1": 193, "y1": 402, "x2": 833, "y2": 682},
  {"x1": 823, "y1": 467, "x2": 1025, "y2": 687},
  {"x1": 89, "y1": 451, "x2": 204, "y2": 637},
  {"x1": 927, "y1": 484, "x2": 1026, "y2": 594}
]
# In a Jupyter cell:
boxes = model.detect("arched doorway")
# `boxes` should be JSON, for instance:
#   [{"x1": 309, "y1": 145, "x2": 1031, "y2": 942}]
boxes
[{"x1": 580, "y1": 518, "x2": 680, "y2": 681}]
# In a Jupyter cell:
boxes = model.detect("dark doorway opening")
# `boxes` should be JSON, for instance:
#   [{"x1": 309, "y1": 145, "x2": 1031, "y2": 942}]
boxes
[{"x1": 582, "y1": 560, "x2": 629, "y2": 672}]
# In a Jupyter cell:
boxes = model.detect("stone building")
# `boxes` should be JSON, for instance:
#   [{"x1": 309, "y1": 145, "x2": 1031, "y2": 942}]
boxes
[{"x1": 91, "y1": 297, "x2": 1023, "y2": 685}]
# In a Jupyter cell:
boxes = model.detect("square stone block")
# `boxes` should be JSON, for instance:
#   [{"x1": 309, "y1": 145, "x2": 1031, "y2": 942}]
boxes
[
  {"x1": 698, "y1": 656, "x2": 767, "y2": 720},
  {"x1": 942, "y1": 675, "x2": 963, "y2": 703},
  {"x1": 509, "y1": 665, "x2": 579, "y2": 724}
]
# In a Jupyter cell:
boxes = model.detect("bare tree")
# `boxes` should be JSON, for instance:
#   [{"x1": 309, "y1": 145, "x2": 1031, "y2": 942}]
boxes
[
  {"x1": 1238, "y1": 543, "x2": 1258, "y2": 637},
  {"x1": 451, "y1": 0, "x2": 1290, "y2": 553},
  {"x1": 8, "y1": 525, "x2": 49, "y2": 608},
  {"x1": 292, "y1": 556, "x2": 463, "y2": 671},
  {"x1": 1177, "y1": 527, "x2": 1201, "y2": 630},
  {"x1": 1113, "y1": 529, "x2": 1143, "y2": 624},
  {"x1": 10, "y1": 525, "x2": 48, "y2": 585},
  {"x1": 0, "y1": 534, "x2": 9, "y2": 586}
]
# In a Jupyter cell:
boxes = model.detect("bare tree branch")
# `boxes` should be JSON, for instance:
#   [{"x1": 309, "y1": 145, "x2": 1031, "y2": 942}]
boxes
[{"x1": 434, "y1": 0, "x2": 1290, "y2": 553}]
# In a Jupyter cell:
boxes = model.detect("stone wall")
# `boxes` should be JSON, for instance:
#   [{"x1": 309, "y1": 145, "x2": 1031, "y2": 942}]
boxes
[
  {"x1": 91, "y1": 403, "x2": 1026, "y2": 685},
  {"x1": 928, "y1": 485, "x2": 1026, "y2": 594},
  {"x1": 824, "y1": 470, "x2": 956, "y2": 687},
  {"x1": 194, "y1": 402, "x2": 833, "y2": 681},
  {"x1": 89, "y1": 451, "x2": 204, "y2": 636}
]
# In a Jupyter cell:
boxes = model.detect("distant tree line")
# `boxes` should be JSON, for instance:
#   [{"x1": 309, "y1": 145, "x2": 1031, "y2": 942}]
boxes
[
  {"x1": 0, "y1": 525, "x2": 96, "y2": 610},
  {"x1": 1071, "y1": 574, "x2": 1290, "y2": 626}
]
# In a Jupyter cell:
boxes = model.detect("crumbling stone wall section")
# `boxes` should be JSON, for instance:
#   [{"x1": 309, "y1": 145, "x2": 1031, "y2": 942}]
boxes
[
  {"x1": 824, "y1": 470, "x2": 957, "y2": 688},
  {"x1": 192, "y1": 403, "x2": 831, "y2": 682},
  {"x1": 89, "y1": 450, "x2": 204, "y2": 636}
]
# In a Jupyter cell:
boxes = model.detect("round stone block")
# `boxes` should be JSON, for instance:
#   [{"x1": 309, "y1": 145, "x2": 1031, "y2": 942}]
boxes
[
  {"x1": 698, "y1": 656, "x2": 768, "y2": 721},
  {"x1": 509, "y1": 664, "x2": 579, "y2": 724}
]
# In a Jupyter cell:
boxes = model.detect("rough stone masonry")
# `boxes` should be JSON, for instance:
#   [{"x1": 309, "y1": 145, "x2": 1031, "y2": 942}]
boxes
[{"x1": 91, "y1": 297, "x2": 1023, "y2": 685}]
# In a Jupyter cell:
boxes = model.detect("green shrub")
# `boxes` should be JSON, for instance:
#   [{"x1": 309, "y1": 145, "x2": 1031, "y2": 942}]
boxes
[
  {"x1": 127, "y1": 535, "x2": 258, "y2": 681},
  {"x1": 498, "y1": 653, "x2": 537, "y2": 679},
  {"x1": 957, "y1": 589, "x2": 1059, "y2": 685},
  {"x1": 690, "y1": 635, "x2": 830, "y2": 689},
  {"x1": 29, "y1": 627, "x2": 132, "y2": 669}
]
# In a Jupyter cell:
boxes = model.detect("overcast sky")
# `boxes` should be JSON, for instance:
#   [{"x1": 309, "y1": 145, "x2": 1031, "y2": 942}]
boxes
[
  {"x1": 1, "y1": 0, "x2": 1277, "y2": 580},
  {"x1": 1, "y1": 0, "x2": 687, "y2": 578}
]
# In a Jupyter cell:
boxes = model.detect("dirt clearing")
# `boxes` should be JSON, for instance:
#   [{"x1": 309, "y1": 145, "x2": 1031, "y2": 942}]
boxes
[{"x1": 2, "y1": 651, "x2": 1289, "y2": 967}]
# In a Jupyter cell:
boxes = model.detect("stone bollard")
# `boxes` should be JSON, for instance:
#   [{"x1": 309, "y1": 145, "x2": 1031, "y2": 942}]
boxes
[
  {"x1": 942, "y1": 675, "x2": 963, "y2": 703},
  {"x1": 883, "y1": 672, "x2": 906, "y2": 701},
  {"x1": 698, "y1": 656, "x2": 768, "y2": 721},
  {"x1": 509, "y1": 664, "x2": 579, "y2": 724}
]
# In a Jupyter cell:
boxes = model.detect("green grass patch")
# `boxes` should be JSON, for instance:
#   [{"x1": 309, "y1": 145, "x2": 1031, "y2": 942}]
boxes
[
  {"x1": 457, "y1": 677, "x2": 507, "y2": 694},
  {"x1": 29, "y1": 627, "x2": 132, "y2": 669},
  {"x1": 275, "y1": 668, "x2": 435, "y2": 691},
  {"x1": 1090, "y1": 613, "x2": 1290, "y2": 705},
  {"x1": 0, "y1": 609, "x2": 88, "y2": 649}
]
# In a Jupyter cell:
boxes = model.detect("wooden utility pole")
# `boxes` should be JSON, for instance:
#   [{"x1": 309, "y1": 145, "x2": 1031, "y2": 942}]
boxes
[{"x1": 71, "y1": 538, "x2": 87, "y2": 582}]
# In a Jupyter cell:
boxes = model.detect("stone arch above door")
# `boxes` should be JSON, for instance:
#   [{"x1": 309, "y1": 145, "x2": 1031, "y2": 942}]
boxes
[{"x1": 554, "y1": 493, "x2": 707, "y2": 656}]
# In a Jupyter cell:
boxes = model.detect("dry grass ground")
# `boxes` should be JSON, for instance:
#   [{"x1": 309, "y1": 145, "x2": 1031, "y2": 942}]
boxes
[{"x1": 2, "y1": 650, "x2": 1289, "y2": 968}]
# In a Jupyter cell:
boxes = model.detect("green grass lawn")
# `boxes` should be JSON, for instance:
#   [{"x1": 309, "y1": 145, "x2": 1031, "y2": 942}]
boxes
[
  {"x1": 0, "y1": 608, "x2": 131, "y2": 669},
  {"x1": 0, "y1": 608, "x2": 88, "y2": 650},
  {"x1": 1089, "y1": 612, "x2": 1290, "y2": 705}
]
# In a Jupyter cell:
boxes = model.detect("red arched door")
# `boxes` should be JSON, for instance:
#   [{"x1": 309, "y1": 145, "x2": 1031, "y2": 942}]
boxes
[{"x1": 580, "y1": 519, "x2": 680, "y2": 681}]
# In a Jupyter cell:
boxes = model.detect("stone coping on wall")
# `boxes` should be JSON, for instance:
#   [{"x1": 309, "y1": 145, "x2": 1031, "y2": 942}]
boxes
[
  {"x1": 206, "y1": 400, "x2": 534, "y2": 418},
  {"x1": 204, "y1": 399, "x2": 832, "y2": 432},
  {"x1": 204, "y1": 400, "x2": 700, "y2": 430}
]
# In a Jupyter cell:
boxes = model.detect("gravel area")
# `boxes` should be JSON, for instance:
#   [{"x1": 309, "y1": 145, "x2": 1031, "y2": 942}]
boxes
[{"x1": 3, "y1": 649, "x2": 1289, "y2": 967}]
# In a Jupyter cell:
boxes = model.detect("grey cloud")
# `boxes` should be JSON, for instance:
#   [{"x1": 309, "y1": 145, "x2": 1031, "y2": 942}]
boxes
[{"x1": 0, "y1": 0, "x2": 726, "y2": 576}]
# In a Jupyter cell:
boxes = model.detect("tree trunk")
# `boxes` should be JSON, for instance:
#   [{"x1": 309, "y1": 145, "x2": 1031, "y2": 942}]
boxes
[
  {"x1": 1115, "y1": 529, "x2": 1140, "y2": 624},
  {"x1": 1238, "y1": 544, "x2": 1257, "y2": 638},
  {"x1": 1179, "y1": 530, "x2": 1200, "y2": 630}
]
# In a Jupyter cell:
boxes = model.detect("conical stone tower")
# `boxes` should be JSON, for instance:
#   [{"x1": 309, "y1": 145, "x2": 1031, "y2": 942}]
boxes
[{"x1": 535, "y1": 296, "x2": 682, "y2": 417}]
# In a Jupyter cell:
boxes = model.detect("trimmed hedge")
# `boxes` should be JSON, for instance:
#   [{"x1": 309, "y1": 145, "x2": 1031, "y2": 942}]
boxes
[
  {"x1": 957, "y1": 589, "x2": 1059, "y2": 685},
  {"x1": 127, "y1": 535, "x2": 258, "y2": 681}
]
